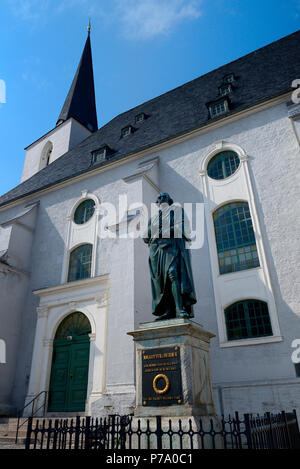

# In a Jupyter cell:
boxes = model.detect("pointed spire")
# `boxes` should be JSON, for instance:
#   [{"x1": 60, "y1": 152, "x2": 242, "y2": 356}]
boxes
[{"x1": 56, "y1": 28, "x2": 98, "y2": 132}]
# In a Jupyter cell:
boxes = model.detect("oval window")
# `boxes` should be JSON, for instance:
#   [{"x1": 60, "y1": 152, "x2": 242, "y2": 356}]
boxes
[
  {"x1": 74, "y1": 199, "x2": 95, "y2": 225},
  {"x1": 207, "y1": 150, "x2": 240, "y2": 180}
]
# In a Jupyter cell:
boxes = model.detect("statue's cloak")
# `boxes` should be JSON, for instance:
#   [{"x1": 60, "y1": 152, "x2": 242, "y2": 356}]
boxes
[{"x1": 143, "y1": 204, "x2": 197, "y2": 317}]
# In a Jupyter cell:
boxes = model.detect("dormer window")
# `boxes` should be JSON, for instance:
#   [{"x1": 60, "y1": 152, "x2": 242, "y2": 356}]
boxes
[
  {"x1": 208, "y1": 99, "x2": 229, "y2": 118},
  {"x1": 219, "y1": 83, "x2": 232, "y2": 96},
  {"x1": 92, "y1": 146, "x2": 108, "y2": 164},
  {"x1": 223, "y1": 73, "x2": 235, "y2": 84},
  {"x1": 135, "y1": 113, "x2": 145, "y2": 124},
  {"x1": 121, "y1": 125, "x2": 133, "y2": 137},
  {"x1": 91, "y1": 145, "x2": 114, "y2": 164}
]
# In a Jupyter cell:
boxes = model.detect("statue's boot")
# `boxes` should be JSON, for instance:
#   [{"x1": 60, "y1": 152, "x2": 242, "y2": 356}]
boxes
[
  {"x1": 171, "y1": 279, "x2": 189, "y2": 319},
  {"x1": 155, "y1": 311, "x2": 175, "y2": 321}
]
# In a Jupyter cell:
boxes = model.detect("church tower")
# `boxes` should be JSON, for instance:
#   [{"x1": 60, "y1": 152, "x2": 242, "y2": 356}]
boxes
[{"x1": 21, "y1": 29, "x2": 98, "y2": 183}]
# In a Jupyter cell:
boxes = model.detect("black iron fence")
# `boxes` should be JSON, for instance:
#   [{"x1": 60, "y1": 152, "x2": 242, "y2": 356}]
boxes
[{"x1": 24, "y1": 410, "x2": 300, "y2": 450}]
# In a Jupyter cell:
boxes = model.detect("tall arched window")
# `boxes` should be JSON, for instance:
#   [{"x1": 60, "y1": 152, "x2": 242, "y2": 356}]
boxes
[
  {"x1": 67, "y1": 244, "x2": 92, "y2": 282},
  {"x1": 213, "y1": 201, "x2": 260, "y2": 274},
  {"x1": 225, "y1": 300, "x2": 272, "y2": 340}
]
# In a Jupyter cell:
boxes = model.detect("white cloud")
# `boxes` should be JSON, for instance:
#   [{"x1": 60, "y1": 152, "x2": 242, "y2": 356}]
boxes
[
  {"x1": 5, "y1": 0, "x2": 203, "y2": 40},
  {"x1": 115, "y1": 0, "x2": 202, "y2": 40}
]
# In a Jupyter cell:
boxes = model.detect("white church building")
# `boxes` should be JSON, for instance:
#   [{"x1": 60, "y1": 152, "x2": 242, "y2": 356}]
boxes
[{"x1": 0, "y1": 29, "x2": 300, "y2": 418}]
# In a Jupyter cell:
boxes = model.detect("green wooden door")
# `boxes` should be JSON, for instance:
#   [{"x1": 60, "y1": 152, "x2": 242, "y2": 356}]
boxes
[{"x1": 48, "y1": 313, "x2": 91, "y2": 413}]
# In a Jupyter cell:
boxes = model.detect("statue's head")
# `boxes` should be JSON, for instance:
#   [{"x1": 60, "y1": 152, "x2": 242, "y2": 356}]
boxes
[{"x1": 156, "y1": 193, "x2": 173, "y2": 206}]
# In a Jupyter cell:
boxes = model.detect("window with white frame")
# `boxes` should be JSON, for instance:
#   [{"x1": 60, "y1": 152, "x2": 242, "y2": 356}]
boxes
[
  {"x1": 67, "y1": 244, "x2": 93, "y2": 282},
  {"x1": 209, "y1": 100, "x2": 228, "y2": 118},
  {"x1": 213, "y1": 202, "x2": 260, "y2": 275},
  {"x1": 219, "y1": 84, "x2": 232, "y2": 96},
  {"x1": 225, "y1": 300, "x2": 272, "y2": 341}
]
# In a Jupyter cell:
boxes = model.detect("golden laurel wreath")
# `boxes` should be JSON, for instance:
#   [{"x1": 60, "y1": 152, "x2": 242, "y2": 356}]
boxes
[{"x1": 152, "y1": 374, "x2": 170, "y2": 395}]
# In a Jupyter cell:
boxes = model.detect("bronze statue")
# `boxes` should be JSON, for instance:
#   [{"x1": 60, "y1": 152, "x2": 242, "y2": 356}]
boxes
[{"x1": 143, "y1": 193, "x2": 197, "y2": 320}]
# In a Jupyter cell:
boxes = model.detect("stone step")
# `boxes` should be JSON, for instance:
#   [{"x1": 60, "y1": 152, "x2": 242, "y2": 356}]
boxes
[
  {"x1": 0, "y1": 423, "x2": 8, "y2": 432},
  {"x1": 0, "y1": 436, "x2": 26, "y2": 444}
]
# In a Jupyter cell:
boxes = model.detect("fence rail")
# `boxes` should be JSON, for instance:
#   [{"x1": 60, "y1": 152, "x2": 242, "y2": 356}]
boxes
[{"x1": 24, "y1": 410, "x2": 300, "y2": 450}]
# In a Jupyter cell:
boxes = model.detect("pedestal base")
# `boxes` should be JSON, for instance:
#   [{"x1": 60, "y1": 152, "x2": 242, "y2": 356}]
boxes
[{"x1": 128, "y1": 318, "x2": 216, "y2": 418}]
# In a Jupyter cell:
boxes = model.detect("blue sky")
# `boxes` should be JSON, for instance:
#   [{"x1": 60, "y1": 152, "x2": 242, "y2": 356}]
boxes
[{"x1": 0, "y1": 0, "x2": 299, "y2": 196}]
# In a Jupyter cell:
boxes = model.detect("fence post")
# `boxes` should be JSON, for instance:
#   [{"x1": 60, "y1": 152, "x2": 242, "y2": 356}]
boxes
[
  {"x1": 110, "y1": 415, "x2": 116, "y2": 450},
  {"x1": 84, "y1": 416, "x2": 91, "y2": 450},
  {"x1": 156, "y1": 416, "x2": 163, "y2": 450},
  {"x1": 266, "y1": 412, "x2": 274, "y2": 449},
  {"x1": 53, "y1": 419, "x2": 59, "y2": 450},
  {"x1": 292, "y1": 409, "x2": 300, "y2": 449},
  {"x1": 74, "y1": 416, "x2": 81, "y2": 450},
  {"x1": 25, "y1": 416, "x2": 33, "y2": 450},
  {"x1": 119, "y1": 417, "x2": 127, "y2": 450},
  {"x1": 243, "y1": 414, "x2": 253, "y2": 449},
  {"x1": 234, "y1": 412, "x2": 243, "y2": 449},
  {"x1": 281, "y1": 411, "x2": 291, "y2": 449}
]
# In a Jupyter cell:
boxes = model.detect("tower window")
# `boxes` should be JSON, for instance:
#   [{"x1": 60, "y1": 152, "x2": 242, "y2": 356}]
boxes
[
  {"x1": 74, "y1": 199, "x2": 95, "y2": 225},
  {"x1": 40, "y1": 141, "x2": 53, "y2": 170},
  {"x1": 225, "y1": 300, "x2": 272, "y2": 341},
  {"x1": 213, "y1": 202, "x2": 260, "y2": 275},
  {"x1": 67, "y1": 244, "x2": 92, "y2": 282},
  {"x1": 207, "y1": 150, "x2": 240, "y2": 180},
  {"x1": 46, "y1": 147, "x2": 52, "y2": 166}
]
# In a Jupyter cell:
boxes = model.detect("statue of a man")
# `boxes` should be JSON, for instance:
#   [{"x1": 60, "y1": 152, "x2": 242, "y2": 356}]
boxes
[{"x1": 143, "y1": 193, "x2": 197, "y2": 320}]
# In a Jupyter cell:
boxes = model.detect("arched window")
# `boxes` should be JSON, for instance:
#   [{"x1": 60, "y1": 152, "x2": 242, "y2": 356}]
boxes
[
  {"x1": 40, "y1": 141, "x2": 53, "y2": 169},
  {"x1": 55, "y1": 312, "x2": 91, "y2": 339},
  {"x1": 73, "y1": 199, "x2": 95, "y2": 225},
  {"x1": 225, "y1": 300, "x2": 272, "y2": 340},
  {"x1": 207, "y1": 150, "x2": 240, "y2": 180},
  {"x1": 67, "y1": 244, "x2": 92, "y2": 282},
  {"x1": 213, "y1": 201, "x2": 260, "y2": 274}
]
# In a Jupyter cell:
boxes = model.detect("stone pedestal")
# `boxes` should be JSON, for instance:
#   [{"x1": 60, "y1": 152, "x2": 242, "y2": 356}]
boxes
[
  {"x1": 128, "y1": 318, "x2": 216, "y2": 418},
  {"x1": 127, "y1": 319, "x2": 222, "y2": 448}
]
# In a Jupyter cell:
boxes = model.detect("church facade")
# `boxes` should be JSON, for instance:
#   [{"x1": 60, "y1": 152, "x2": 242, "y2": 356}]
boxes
[{"x1": 1, "y1": 30, "x2": 300, "y2": 418}]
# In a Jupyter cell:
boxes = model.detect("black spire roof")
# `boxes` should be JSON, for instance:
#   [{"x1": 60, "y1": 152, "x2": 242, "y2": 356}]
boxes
[{"x1": 56, "y1": 32, "x2": 98, "y2": 132}]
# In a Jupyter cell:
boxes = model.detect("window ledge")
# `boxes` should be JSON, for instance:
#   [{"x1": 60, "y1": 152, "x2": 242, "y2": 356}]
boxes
[
  {"x1": 219, "y1": 335, "x2": 283, "y2": 348},
  {"x1": 217, "y1": 266, "x2": 262, "y2": 279}
]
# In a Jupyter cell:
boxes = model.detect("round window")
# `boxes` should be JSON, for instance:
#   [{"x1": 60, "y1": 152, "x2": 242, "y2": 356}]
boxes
[
  {"x1": 74, "y1": 199, "x2": 95, "y2": 224},
  {"x1": 207, "y1": 150, "x2": 240, "y2": 180}
]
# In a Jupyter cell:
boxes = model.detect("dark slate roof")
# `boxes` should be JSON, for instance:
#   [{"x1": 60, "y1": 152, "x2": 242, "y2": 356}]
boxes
[
  {"x1": 56, "y1": 33, "x2": 98, "y2": 132},
  {"x1": 1, "y1": 30, "x2": 300, "y2": 208}
]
